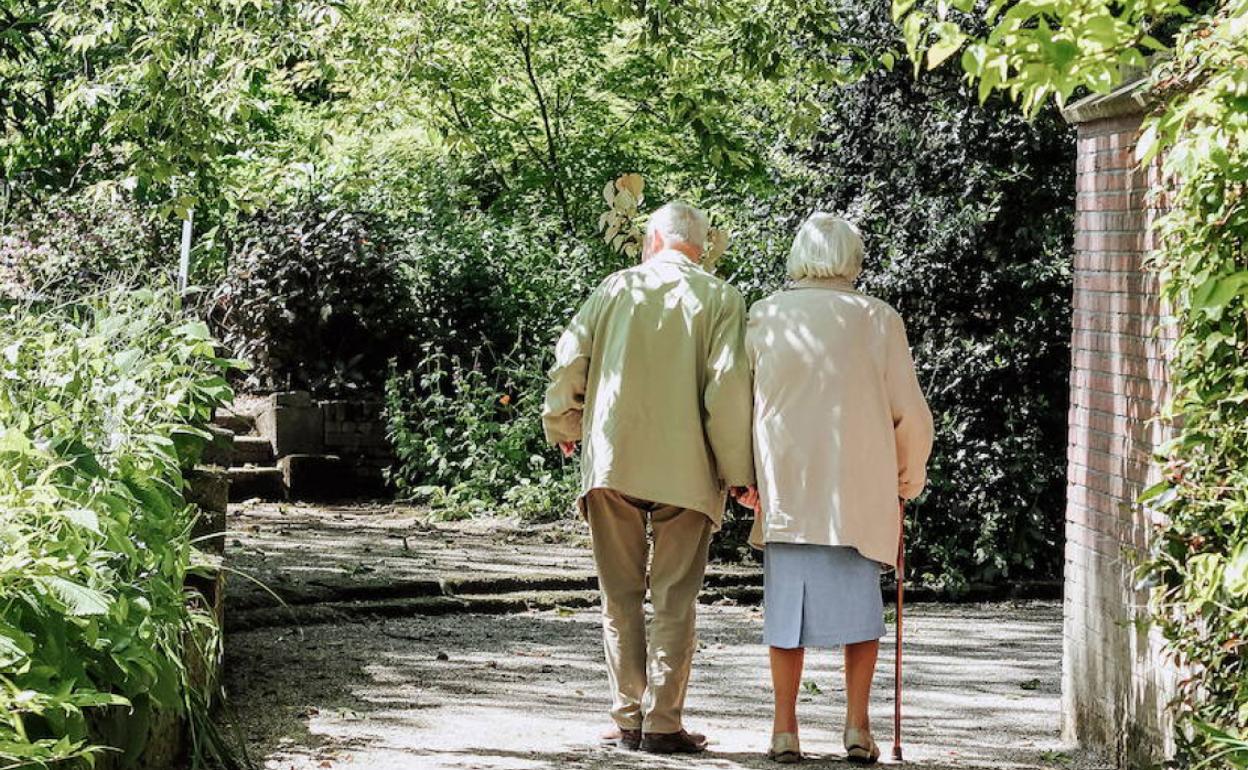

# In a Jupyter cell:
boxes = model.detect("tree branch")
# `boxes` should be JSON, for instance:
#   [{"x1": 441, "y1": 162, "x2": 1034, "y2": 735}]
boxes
[{"x1": 515, "y1": 22, "x2": 575, "y2": 235}]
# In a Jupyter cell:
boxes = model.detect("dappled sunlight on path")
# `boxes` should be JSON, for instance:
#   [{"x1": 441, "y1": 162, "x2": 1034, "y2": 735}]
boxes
[{"x1": 226, "y1": 602, "x2": 1082, "y2": 770}]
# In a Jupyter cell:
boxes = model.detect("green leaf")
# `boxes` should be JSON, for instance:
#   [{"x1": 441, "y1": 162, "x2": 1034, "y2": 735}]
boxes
[
  {"x1": 1192, "y1": 272, "x2": 1248, "y2": 316},
  {"x1": 892, "y1": 0, "x2": 917, "y2": 23},
  {"x1": 0, "y1": 428, "x2": 37, "y2": 456},
  {"x1": 903, "y1": 12, "x2": 928, "y2": 74},
  {"x1": 174, "y1": 321, "x2": 213, "y2": 341},
  {"x1": 35, "y1": 576, "x2": 112, "y2": 617},
  {"x1": 1138, "y1": 480, "x2": 1171, "y2": 503},
  {"x1": 961, "y1": 43, "x2": 987, "y2": 76},
  {"x1": 1135, "y1": 121, "x2": 1160, "y2": 165},
  {"x1": 927, "y1": 23, "x2": 967, "y2": 70},
  {"x1": 68, "y1": 692, "x2": 131, "y2": 708},
  {"x1": 1225, "y1": 545, "x2": 1248, "y2": 598},
  {"x1": 0, "y1": 625, "x2": 32, "y2": 669},
  {"x1": 60, "y1": 508, "x2": 102, "y2": 535}
]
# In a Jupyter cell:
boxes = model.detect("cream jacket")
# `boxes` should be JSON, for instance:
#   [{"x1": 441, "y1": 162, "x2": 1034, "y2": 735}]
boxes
[
  {"x1": 542, "y1": 249, "x2": 755, "y2": 528},
  {"x1": 745, "y1": 277, "x2": 933, "y2": 567}
]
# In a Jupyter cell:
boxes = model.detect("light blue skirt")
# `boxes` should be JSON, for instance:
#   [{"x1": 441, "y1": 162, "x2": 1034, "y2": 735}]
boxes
[{"x1": 763, "y1": 543, "x2": 886, "y2": 649}]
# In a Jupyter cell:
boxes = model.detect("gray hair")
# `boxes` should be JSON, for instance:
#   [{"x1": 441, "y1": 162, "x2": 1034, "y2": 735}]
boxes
[
  {"x1": 787, "y1": 213, "x2": 864, "y2": 281},
  {"x1": 646, "y1": 201, "x2": 710, "y2": 250}
]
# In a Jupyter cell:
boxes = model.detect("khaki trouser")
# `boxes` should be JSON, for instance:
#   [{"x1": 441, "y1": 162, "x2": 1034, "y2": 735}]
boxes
[{"x1": 584, "y1": 488, "x2": 713, "y2": 734}]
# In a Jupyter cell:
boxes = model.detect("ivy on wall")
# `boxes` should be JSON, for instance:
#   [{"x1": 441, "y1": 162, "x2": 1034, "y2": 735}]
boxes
[{"x1": 1137, "y1": 7, "x2": 1248, "y2": 764}]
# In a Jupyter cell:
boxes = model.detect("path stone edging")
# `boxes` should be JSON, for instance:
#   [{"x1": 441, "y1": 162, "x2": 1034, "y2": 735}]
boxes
[{"x1": 225, "y1": 571, "x2": 1061, "y2": 632}]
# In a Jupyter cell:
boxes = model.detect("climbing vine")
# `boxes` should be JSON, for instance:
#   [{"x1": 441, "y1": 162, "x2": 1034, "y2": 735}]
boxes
[
  {"x1": 889, "y1": 0, "x2": 1248, "y2": 763},
  {"x1": 1137, "y1": 7, "x2": 1248, "y2": 764}
]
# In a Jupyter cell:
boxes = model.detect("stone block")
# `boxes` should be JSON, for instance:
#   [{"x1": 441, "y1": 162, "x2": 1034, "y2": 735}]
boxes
[
  {"x1": 228, "y1": 466, "x2": 286, "y2": 502},
  {"x1": 270, "y1": 390, "x2": 313, "y2": 408},
  {"x1": 185, "y1": 556, "x2": 226, "y2": 640},
  {"x1": 279, "y1": 454, "x2": 346, "y2": 500},
  {"x1": 256, "y1": 403, "x2": 324, "y2": 457},
  {"x1": 212, "y1": 408, "x2": 253, "y2": 435},
  {"x1": 186, "y1": 466, "x2": 229, "y2": 515},
  {"x1": 200, "y1": 424, "x2": 235, "y2": 467},
  {"x1": 233, "y1": 434, "x2": 275, "y2": 466}
]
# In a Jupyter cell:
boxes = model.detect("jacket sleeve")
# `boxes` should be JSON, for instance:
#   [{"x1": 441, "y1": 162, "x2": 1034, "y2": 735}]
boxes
[
  {"x1": 885, "y1": 311, "x2": 934, "y2": 499},
  {"x1": 542, "y1": 290, "x2": 600, "y2": 444},
  {"x1": 703, "y1": 287, "x2": 755, "y2": 487}
]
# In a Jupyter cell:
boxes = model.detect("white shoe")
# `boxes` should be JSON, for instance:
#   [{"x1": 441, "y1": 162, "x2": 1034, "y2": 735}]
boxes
[
  {"x1": 844, "y1": 727, "x2": 880, "y2": 765},
  {"x1": 768, "y1": 732, "x2": 802, "y2": 763}
]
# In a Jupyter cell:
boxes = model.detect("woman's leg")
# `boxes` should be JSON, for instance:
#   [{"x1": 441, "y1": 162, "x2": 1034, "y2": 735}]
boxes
[
  {"x1": 844, "y1": 640, "x2": 880, "y2": 732},
  {"x1": 770, "y1": 646, "x2": 806, "y2": 735}
]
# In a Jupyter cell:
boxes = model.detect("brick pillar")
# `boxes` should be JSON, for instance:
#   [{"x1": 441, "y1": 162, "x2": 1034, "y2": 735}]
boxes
[{"x1": 1061, "y1": 89, "x2": 1177, "y2": 767}]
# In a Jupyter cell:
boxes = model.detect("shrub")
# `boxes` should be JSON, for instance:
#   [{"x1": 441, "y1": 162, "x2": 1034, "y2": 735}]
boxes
[
  {"x1": 384, "y1": 346, "x2": 577, "y2": 522},
  {"x1": 211, "y1": 202, "x2": 419, "y2": 395},
  {"x1": 0, "y1": 284, "x2": 235, "y2": 766},
  {"x1": 0, "y1": 190, "x2": 173, "y2": 297}
]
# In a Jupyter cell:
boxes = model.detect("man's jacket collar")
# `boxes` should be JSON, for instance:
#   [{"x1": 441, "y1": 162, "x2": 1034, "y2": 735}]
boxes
[{"x1": 648, "y1": 248, "x2": 701, "y2": 268}]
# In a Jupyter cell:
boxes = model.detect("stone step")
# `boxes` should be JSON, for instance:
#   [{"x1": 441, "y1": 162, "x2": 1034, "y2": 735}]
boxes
[
  {"x1": 225, "y1": 569, "x2": 769, "y2": 613},
  {"x1": 225, "y1": 584, "x2": 768, "y2": 633},
  {"x1": 232, "y1": 435, "x2": 275, "y2": 466},
  {"x1": 213, "y1": 408, "x2": 255, "y2": 435},
  {"x1": 278, "y1": 453, "x2": 380, "y2": 501},
  {"x1": 228, "y1": 466, "x2": 286, "y2": 502},
  {"x1": 200, "y1": 424, "x2": 236, "y2": 467}
]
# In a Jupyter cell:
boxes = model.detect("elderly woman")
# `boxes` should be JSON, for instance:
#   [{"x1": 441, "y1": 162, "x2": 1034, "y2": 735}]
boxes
[{"x1": 745, "y1": 213, "x2": 933, "y2": 764}]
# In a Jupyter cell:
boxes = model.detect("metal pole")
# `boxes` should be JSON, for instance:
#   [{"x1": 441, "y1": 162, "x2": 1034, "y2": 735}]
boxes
[
  {"x1": 178, "y1": 209, "x2": 194, "y2": 292},
  {"x1": 893, "y1": 502, "x2": 905, "y2": 762}
]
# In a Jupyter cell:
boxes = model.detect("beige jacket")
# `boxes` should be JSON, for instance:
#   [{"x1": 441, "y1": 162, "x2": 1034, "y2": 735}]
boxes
[
  {"x1": 542, "y1": 249, "x2": 755, "y2": 528},
  {"x1": 745, "y1": 277, "x2": 933, "y2": 567}
]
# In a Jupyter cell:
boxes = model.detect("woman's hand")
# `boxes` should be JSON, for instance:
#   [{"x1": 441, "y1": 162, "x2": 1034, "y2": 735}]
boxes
[{"x1": 732, "y1": 485, "x2": 760, "y2": 512}]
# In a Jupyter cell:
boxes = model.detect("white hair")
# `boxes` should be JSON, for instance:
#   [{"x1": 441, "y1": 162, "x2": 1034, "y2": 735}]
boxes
[
  {"x1": 646, "y1": 201, "x2": 710, "y2": 251},
  {"x1": 787, "y1": 213, "x2": 864, "y2": 282}
]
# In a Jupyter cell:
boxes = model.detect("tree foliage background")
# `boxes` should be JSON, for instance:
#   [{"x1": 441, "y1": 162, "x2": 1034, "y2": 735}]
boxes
[{"x1": 2, "y1": 1, "x2": 1074, "y2": 592}]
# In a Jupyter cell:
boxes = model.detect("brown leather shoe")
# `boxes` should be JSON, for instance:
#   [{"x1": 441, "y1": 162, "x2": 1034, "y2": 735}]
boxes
[
  {"x1": 640, "y1": 729, "x2": 708, "y2": 754},
  {"x1": 600, "y1": 726, "x2": 642, "y2": 750}
]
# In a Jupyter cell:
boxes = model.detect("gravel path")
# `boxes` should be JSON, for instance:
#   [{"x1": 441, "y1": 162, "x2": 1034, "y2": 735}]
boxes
[
  {"x1": 224, "y1": 602, "x2": 1085, "y2": 770},
  {"x1": 223, "y1": 503, "x2": 1091, "y2": 770}
]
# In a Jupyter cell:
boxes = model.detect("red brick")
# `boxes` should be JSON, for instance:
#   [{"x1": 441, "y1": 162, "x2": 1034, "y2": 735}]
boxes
[
  {"x1": 1076, "y1": 210, "x2": 1148, "y2": 232},
  {"x1": 1076, "y1": 115, "x2": 1144, "y2": 140},
  {"x1": 1074, "y1": 231, "x2": 1148, "y2": 253},
  {"x1": 1072, "y1": 289, "x2": 1162, "y2": 317},
  {"x1": 1072, "y1": 308, "x2": 1160, "y2": 336},
  {"x1": 1076, "y1": 148, "x2": 1140, "y2": 174},
  {"x1": 1076, "y1": 169, "x2": 1147, "y2": 194},
  {"x1": 1068, "y1": 405, "x2": 1167, "y2": 445},
  {"x1": 1076, "y1": 190, "x2": 1149, "y2": 212}
]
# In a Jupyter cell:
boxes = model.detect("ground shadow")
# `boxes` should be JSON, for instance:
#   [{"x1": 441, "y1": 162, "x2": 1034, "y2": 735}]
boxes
[{"x1": 224, "y1": 601, "x2": 1089, "y2": 770}]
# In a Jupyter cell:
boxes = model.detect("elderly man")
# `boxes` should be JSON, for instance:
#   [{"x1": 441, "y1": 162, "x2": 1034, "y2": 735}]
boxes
[{"x1": 542, "y1": 201, "x2": 754, "y2": 754}]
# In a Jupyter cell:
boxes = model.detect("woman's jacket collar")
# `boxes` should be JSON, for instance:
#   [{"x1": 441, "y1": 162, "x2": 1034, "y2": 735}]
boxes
[{"x1": 791, "y1": 276, "x2": 858, "y2": 292}]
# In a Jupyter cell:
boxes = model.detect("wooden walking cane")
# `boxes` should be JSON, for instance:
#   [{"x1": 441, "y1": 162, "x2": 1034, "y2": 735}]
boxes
[{"x1": 893, "y1": 501, "x2": 905, "y2": 762}]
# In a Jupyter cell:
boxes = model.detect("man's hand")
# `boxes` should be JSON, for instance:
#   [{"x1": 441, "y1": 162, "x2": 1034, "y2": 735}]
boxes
[{"x1": 559, "y1": 441, "x2": 579, "y2": 458}]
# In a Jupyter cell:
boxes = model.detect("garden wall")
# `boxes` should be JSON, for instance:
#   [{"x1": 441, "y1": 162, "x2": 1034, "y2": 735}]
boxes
[
  {"x1": 1061, "y1": 83, "x2": 1177, "y2": 767},
  {"x1": 256, "y1": 391, "x2": 391, "y2": 498}
]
